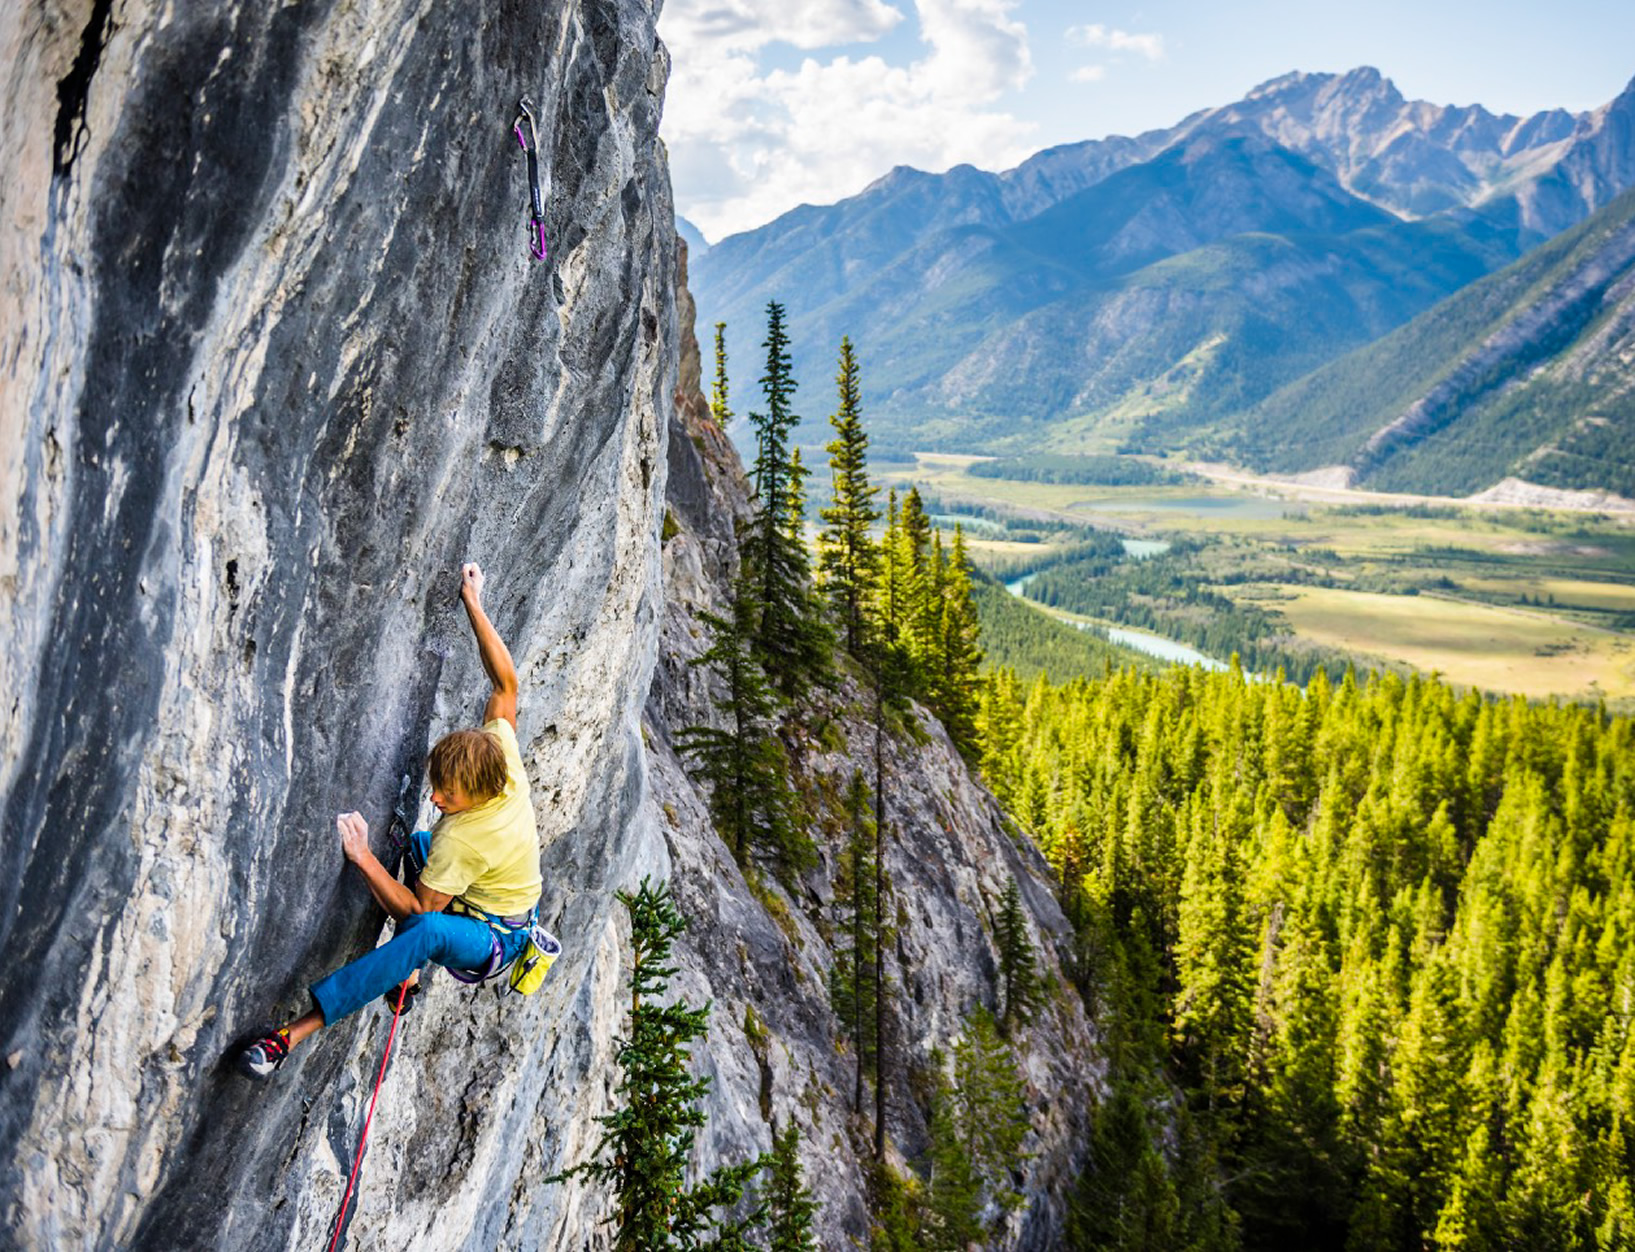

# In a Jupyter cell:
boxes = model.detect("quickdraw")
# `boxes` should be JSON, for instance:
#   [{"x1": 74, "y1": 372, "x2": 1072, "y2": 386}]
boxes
[{"x1": 513, "y1": 97, "x2": 548, "y2": 261}]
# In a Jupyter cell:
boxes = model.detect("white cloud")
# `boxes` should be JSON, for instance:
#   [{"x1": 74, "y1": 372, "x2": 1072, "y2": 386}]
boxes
[
  {"x1": 1066, "y1": 23, "x2": 1164, "y2": 61},
  {"x1": 660, "y1": 0, "x2": 1037, "y2": 240},
  {"x1": 1070, "y1": 64, "x2": 1106, "y2": 83},
  {"x1": 661, "y1": 0, "x2": 906, "y2": 54}
]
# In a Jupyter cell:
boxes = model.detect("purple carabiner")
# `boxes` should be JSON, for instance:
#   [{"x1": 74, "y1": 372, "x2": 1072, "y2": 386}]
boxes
[
  {"x1": 529, "y1": 219, "x2": 548, "y2": 261},
  {"x1": 514, "y1": 123, "x2": 527, "y2": 151}
]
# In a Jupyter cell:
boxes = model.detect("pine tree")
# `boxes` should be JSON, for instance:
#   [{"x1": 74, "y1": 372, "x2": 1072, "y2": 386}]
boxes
[
  {"x1": 818, "y1": 336, "x2": 881, "y2": 657},
  {"x1": 744, "y1": 301, "x2": 832, "y2": 697},
  {"x1": 710, "y1": 321, "x2": 732, "y2": 427},
  {"x1": 764, "y1": 1121, "x2": 820, "y2": 1252},
  {"x1": 550, "y1": 879, "x2": 765, "y2": 1250},
  {"x1": 994, "y1": 876, "x2": 1042, "y2": 1036},
  {"x1": 878, "y1": 489, "x2": 908, "y2": 648},
  {"x1": 677, "y1": 572, "x2": 812, "y2": 885}
]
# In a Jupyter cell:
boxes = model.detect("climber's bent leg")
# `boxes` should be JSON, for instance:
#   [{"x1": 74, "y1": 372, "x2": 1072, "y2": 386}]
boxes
[{"x1": 309, "y1": 911, "x2": 494, "y2": 1026}]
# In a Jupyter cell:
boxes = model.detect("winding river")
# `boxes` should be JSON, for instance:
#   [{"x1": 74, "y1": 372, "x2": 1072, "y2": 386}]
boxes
[{"x1": 1004, "y1": 537, "x2": 1226, "y2": 670}]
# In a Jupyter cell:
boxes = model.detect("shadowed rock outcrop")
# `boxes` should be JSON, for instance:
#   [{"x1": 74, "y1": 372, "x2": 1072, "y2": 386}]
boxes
[{"x1": 1, "y1": 1, "x2": 674, "y2": 1247}]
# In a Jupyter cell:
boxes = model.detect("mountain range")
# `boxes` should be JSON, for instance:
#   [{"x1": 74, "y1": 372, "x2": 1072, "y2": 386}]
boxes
[
  {"x1": 1222, "y1": 184, "x2": 1635, "y2": 496},
  {"x1": 688, "y1": 67, "x2": 1635, "y2": 492}
]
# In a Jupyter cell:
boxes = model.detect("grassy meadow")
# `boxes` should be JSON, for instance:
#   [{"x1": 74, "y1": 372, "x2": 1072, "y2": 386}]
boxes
[{"x1": 878, "y1": 452, "x2": 1635, "y2": 705}]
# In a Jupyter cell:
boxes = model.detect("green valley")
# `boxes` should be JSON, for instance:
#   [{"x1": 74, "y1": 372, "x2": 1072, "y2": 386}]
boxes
[{"x1": 885, "y1": 454, "x2": 1635, "y2": 706}]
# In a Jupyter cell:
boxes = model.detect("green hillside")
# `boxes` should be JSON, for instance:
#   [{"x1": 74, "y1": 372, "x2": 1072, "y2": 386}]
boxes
[
  {"x1": 972, "y1": 573, "x2": 1151, "y2": 682},
  {"x1": 860, "y1": 214, "x2": 1517, "y2": 453},
  {"x1": 1224, "y1": 187, "x2": 1635, "y2": 495}
]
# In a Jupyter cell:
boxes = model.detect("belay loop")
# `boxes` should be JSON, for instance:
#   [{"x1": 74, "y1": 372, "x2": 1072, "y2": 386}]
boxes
[{"x1": 513, "y1": 97, "x2": 548, "y2": 261}]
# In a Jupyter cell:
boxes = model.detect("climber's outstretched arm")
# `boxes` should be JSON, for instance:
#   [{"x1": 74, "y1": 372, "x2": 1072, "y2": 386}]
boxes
[
  {"x1": 459, "y1": 562, "x2": 518, "y2": 729},
  {"x1": 337, "y1": 812, "x2": 452, "y2": 920}
]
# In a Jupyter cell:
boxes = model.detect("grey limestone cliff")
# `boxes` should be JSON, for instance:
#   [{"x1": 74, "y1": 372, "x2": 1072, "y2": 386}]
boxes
[{"x1": 1, "y1": 0, "x2": 676, "y2": 1247}]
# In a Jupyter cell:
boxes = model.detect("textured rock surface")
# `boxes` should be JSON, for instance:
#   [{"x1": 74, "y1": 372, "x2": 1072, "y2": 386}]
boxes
[
  {"x1": 642, "y1": 262, "x2": 1101, "y2": 1247},
  {"x1": 1, "y1": 4, "x2": 1101, "y2": 1248},
  {"x1": 0, "y1": 1, "x2": 676, "y2": 1247}
]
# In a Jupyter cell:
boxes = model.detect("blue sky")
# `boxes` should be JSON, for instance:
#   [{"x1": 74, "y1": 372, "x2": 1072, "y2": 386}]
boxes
[{"x1": 657, "y1": 0, "x2": 1635, "y2": 241}]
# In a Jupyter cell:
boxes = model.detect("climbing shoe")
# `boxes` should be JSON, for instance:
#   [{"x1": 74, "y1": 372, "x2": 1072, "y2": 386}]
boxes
[
  {"x1": 382, "y1": 980, "x2": 421, "y2": 1016},
  {"x1": 237, "y1": 1028, "x2": 292, "y2": 1080}
]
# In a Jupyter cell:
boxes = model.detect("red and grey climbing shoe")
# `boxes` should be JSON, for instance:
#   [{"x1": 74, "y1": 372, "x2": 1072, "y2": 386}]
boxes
[{"x1": 237, "y1": 1028, "x2": 292, "y2": 1080}]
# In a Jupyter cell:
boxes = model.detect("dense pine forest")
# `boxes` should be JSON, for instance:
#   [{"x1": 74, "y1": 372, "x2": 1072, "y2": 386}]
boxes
[
  {"x1": 980, "y1": 666, "x2": 1635, "y2": 1250},
  {"x1": 689, "y1": 303, "x2": 1635, "y2": 1251}
]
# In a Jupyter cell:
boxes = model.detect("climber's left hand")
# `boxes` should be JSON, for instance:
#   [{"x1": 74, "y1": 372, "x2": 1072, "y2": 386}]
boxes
[{"x1": 337, "y1": 811, "x2": 371, "y2": 864}]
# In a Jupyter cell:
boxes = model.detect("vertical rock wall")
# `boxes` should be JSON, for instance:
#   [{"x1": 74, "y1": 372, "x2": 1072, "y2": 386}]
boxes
[{"x1": 0, "y1": 1, "x2": 675, "y2": 1247}]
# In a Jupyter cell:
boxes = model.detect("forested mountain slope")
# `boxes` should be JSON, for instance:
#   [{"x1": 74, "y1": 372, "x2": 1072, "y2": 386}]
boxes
[
  {"x1": 981, "y1": 663, "x2": 1635, "y2": 1249},
  {"x1": 641, "y1": 245, "x2": 1103, "y2": 1247},
  {"x1": 1226, "y1": 185, "x2": 1635, "y2": 496}
]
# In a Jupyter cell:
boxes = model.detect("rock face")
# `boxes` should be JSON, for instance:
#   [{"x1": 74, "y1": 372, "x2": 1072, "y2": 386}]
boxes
[
  {"x1": 1, "y1": 4, "x2": 1101, "y2": 1247},
  {"x1": 0, "y1": 1, "x2": 677, "y2": 1247},
  {"x1": 644, "y1": 245, "x2": 1100, "y2": 1246}
]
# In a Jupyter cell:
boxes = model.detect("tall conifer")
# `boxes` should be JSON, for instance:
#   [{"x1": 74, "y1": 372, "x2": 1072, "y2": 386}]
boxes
[
  {"x1": 818, "y1": 337, "x2": 881, "y2": 657},
  {"x1": 744, "y1": 301, "x2": 831, "y2": 697},
  {"x1": 550, "y1": 880, "x2": 765, "y2": 1249},
  {"x1": 831, "y1": 771, "x2": 884, "y2": 1111},
  {"x1": 710, "y1": 321, "x2": 732, "y2": 428}
]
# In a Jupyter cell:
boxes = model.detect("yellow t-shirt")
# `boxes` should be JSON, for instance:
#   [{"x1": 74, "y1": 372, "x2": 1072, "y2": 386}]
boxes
[{"x1": 421, "y1": 718, "x2": 542, "y2": 916}]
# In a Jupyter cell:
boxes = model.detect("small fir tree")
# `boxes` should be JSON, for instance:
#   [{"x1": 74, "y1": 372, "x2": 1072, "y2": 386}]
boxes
[
  {"x1": 549, "y1": 879, "x2": 765, "y2": 1250},
  {"x1": 764, "y1": 1121, "x2": 820, "y2": 1252},
  {"x1": 922, "y1": 1073, "x2": 985, "y2": 1251},
  {"x1": 818, "y1": 336, "x2": 881, "y2": 657},
  {"x1": 994, "y1": 877, "x2": 1043, "y2": 1036},
  {"x1": 949, "y1": 1007, "x2": 1032, "y2": 1219},
  {"x1": 677, "y1": 572, "x2": 812, "y2": 884}
]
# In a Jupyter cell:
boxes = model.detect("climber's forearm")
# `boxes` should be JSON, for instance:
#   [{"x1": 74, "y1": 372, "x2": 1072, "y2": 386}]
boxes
[
  {"x1": 459, "y1": 564, "x2": 518, "y2": 726},
  {"x1": 350, "y1": 847, "x2": 422, "y2": 921},
  {"x1": 462, "y1": 590, "x2": 518, "y2": 697}
]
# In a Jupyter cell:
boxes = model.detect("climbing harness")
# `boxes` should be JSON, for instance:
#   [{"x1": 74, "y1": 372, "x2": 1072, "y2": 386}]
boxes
[
  {"x1": 512, "y1": 98, "x2": 548, "y2": 261},
  {"x1": 440, "y1": 897, "x2": 560, "y2": 995},
  {"x1": 443, "y1": 906, "x2": 528, "y2": 985},
  {"x1": 326, "y1": 980, "x2": 410, "y2": 1252}
]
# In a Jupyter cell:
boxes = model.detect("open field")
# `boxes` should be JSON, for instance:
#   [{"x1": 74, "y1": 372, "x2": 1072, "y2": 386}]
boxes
[
  {"x1": 1453, "y1": 575, "x2": 1635, "y2": 612},
  {"x1": 1265, "y1": 586, "x2": 1635, "y2": 701},
  {"x1": 890, "y1": 452, "x2": 1635, "y2": 700}
]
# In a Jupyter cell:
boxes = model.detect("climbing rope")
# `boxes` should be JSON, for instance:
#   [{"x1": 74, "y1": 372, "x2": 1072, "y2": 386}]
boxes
[
  {"x1": 513, "y1": 98, "x2": 548, "y2": 261},
  {"x1": 325, "y1": 980, "x2": 411, "y2": 1252}
]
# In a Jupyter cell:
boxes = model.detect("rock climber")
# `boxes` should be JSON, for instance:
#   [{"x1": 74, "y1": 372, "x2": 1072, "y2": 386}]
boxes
[{"x1": 238, "y1": 561, "x2": 542, "y2": 1079}]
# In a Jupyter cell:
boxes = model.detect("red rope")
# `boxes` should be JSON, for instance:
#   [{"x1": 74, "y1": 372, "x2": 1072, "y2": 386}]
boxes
[{"x1": 326, "y1": 980, "x2": 410, "y2": 1252}]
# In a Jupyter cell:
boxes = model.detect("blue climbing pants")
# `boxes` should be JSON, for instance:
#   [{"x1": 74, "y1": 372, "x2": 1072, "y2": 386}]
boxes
[{"x1": 308, "y1": 831, "x2": 526, "y2": 1025}]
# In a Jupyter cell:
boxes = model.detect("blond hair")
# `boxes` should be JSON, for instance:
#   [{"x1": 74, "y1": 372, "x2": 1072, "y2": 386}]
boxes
[{"x1": 428, "y1": 729, "x2": 507, "y2": 804}]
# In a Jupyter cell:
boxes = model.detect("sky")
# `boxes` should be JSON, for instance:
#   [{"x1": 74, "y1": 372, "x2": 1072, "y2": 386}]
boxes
[{"x1": 657, "y1": 0, "x2": 1635, "y2": 242}]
